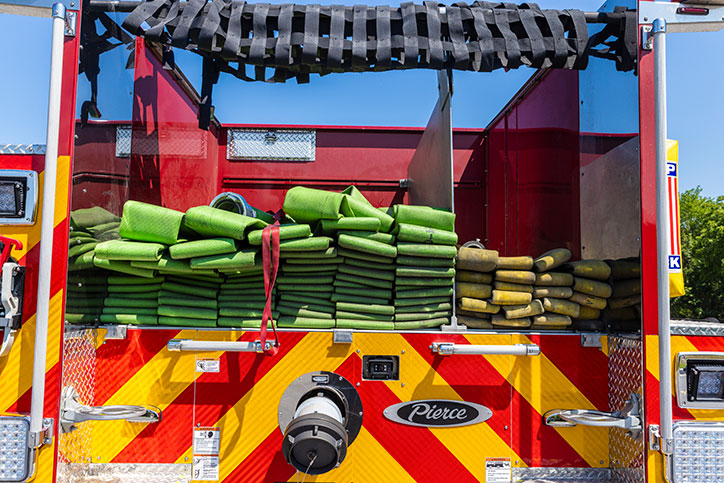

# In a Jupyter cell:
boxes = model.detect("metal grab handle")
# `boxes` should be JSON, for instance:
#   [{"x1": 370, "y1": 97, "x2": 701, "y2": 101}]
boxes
[
  {"x1": 430, "y1": 342, "x2": 540, "y2": 356},
  {"x1": 559, "y1": 410, "x2": 636, "y2": 428},
  {"x1": 167, "y1": 339, "x2": 273, "y2": 353},
  {"x1": 0, "y1": 261, "x2": 23, "y2": 357},
  {"x1": 60, "y1": 387, "x2": 161, "y2": 433},
  {"x1": 543, "y1": 394, "x2": 642, "y2": 439}
]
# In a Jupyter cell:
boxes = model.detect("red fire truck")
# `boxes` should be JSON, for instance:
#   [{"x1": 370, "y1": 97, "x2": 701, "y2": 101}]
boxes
[{"x1": 1, "y1": 0, "x2": 723, "y2": 482}]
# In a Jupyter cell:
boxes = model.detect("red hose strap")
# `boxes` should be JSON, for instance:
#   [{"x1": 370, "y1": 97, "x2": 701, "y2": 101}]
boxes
[
  {"x1": 261, "y1": 223, "x2": 280, "y2": 356},
  {"x1": 0, "y1": 235, "x2": 22, "y2": 266}
]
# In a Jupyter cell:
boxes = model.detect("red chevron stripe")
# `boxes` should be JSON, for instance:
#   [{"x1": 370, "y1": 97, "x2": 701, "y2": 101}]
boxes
[
  {"x1": 94, "y1": 329, "x2": 179, "y2": 404},
  {"x1": 6, "y1": 364, "x2": 60, "y2": 414},
  {"x1": 222, "y1": 354, "x2": 359, "y2": 482},
  {"x1": 112, "y1": 331, "x2": 306, "y2": 463},
  {"x1": 356, "y1": 354, "x2": 479, "y2": 483},
  {"x1": 531, "y1": 334, "x2": 609, "y2": 410},
  {"x1": 511, "y1": 390, "x2": 588, "y2": 467},
  {"x1": 193, "y1": 332, "x2": 307, "y2": 425},
  {"x1": 17, "y1": 242, "x2": 40, "y2": 323},
  {"x1": 680, "y1": 336, "x2": 724, "y2": 352},
  {"x1": 403, "y1": 333, "x2": 589, "y2": 467},
  {"x1": 402, "y1": 333, "x2": 512, "y2": 440}
]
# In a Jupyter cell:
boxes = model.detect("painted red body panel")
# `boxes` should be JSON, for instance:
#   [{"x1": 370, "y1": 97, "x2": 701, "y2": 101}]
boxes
[
  {"x1": 129, "y1": 39, "x2": 219, "y2": 211},
  {"x1": 486, "y1": 69, "x2": 581, "y2": 258}
]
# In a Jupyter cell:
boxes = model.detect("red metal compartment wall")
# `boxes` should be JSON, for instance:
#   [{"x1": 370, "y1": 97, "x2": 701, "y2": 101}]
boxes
[
  {"x1": 218, "y1": 126, "x2": 486, "y2": 244},
  {"x1": 130, "y1": 39, "x2": 219, "y2": 211},
  {"x1": 486, "y1": 69, "x2": 581, "y2": 258}
]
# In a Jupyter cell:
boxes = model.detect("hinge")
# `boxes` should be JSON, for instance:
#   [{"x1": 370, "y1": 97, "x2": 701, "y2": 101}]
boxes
[
  {"x1": 103, "y1": 325, "x2": 127, "y2": 340},
  {"x1": 581, "y1": 333, "x2": 603, "y2": 348},
  {"x1": 642, "y1": 25, "x2": 654, "y2": 50},
  {"x1": 333, "y1": 329, "x2": 354, "y2": 344},
  {"x1": 64, "y1": 10, "x2": 77, "y2": 37},
  {"x1": 649, "y1": 424, "x2": 661, "y2": 451}
]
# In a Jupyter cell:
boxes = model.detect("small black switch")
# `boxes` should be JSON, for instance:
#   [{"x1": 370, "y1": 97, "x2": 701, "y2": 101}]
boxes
[{"x1": 363, "y1": 355, "x2": 399, "y2": 381}]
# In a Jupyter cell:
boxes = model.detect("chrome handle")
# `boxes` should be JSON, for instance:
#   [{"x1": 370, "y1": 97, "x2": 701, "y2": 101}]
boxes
[
  {"x1": 167, "y1": 339, "x2": 272, "y2": 353},
  {"x1": 430, "y1": 342, "x2": 540, "y2": 356}
]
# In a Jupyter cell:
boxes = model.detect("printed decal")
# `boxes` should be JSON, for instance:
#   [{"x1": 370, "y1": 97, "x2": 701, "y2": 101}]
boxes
[{"x1": 383, "y1": 399, "x2": 492, "y2": 428}]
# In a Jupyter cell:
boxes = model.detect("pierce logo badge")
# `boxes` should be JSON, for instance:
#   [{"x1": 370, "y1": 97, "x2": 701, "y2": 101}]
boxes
[{"x1": 383, "y1": 400, "x2": 492, "y2": 428}]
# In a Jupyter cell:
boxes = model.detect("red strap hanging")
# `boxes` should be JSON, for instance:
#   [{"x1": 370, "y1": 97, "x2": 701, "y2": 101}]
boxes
[
  {"x1": 260, "y1": 221, "x2": 280, "y2": 356},
  {"x1": 0, "y1": 235, "x2": 22, "y2": 266}
]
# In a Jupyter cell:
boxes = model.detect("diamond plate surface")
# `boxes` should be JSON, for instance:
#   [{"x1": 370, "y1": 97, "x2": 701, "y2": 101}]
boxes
[
  {"x1": 57, "y1": 327, "x2": 99, "y2": 483},
  {"x1": 671, "y1": 320, "x2": 724, "y2": 336},
  {"x1": 115, "y1": 126, "x2": 131, "y2": 158},
  {"x1": 0, "y1": 144, "x2": 46, "y2": 155},
  {"x1": 57, "y1": 463, "x2": 191, "y2": 483},
  {"x1": 227, "y1": 128, "x2": 316, "y2": 161},
  {"x1": 514, "y1": 467, "x2": 612, "y2": 481},
  {"x1": 130, "y1": 126, "x2": 207, "y2": 158},
  {"x1": 608, "y1": 336, "x2": 644, "y2": 483}
]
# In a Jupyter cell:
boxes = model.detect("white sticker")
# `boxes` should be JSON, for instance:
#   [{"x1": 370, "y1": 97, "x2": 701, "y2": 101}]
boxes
[
  {"x1": 485, "y1": 458, "x2": 511, "y2": 483},
  {"x1": 193, "y1": 427, "x2": 220, "y2": 455},
  {"x1": 192, "y1": 455, "x2": 219, "y2": 481},
  {"x1": 196, "y1": 359, "x2": 220, "y2": 373}
]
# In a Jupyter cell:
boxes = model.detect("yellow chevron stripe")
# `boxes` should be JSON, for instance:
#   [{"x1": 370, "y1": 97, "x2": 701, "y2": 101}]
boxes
[
  {"x1": 32, "y1": 440, "x2": 56, "y2": 483},
  {"x1": 7, "y1": 155, "x2": 70, "y2": 261},
  {"x1": 356, "y1": 333, "x2": 523, "y2": 478},
  {"x1": 646, "y1": 335, "x2": 724, "y2": 421},
  {"x1": 90, "y1": 330, "x2": 241, "y2": 462},
  {"x1": 174, "y1": 332, "x2": 354, "y2": 482},
  {"x1": 0, "y1": 289, "x2": 64, "y2": 412},
  {"x1": 481, "y1": 333, "x2": 608, "y2": 467},
  {"x1": 288, "y1": 427, "x2": 417, "y2": 483}
]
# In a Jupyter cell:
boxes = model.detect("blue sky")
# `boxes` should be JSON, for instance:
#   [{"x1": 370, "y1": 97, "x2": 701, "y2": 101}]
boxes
[{"x1": 1, "y1": 0, "x2": 722, "y2": 197}]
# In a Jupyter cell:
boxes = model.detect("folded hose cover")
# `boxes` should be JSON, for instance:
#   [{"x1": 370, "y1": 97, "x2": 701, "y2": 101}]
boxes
[
  {"x1": 283, "y1": 187, "x2": 346, "y2": 224},
  {"x1": 119, "y1": 200, "x2": 184, "y2": 245}
]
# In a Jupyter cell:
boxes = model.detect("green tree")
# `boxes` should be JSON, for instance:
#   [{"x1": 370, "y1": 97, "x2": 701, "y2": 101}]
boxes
[{"x1": 671, "y1": 187, "x2": 724, "y2": 321}]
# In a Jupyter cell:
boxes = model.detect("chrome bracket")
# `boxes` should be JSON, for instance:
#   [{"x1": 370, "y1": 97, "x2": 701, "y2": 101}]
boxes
[
  {"x1": 28, "y1": 418, "x2": 54, "y2": 448},
  {"x1": 64, "y1": 10, "x2": 77, "y2": 36},
  {"x1": 431, "y1": 342, "x2": 455, "y2": 355},
  {"x1": 333, "y1": 329, "x2": 353, "y2": 344},
  {"x1": 649, "y1": 424, "x2": 661, "y2": 451}
]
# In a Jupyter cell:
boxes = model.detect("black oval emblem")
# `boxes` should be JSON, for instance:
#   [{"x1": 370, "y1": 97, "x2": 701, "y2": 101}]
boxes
[{"x1": 383, "y1": 400, "x2": 492, "y2": 428}]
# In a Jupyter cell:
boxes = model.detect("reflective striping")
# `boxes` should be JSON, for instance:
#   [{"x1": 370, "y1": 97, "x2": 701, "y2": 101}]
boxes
[
  {"x1": 226, "y1": 353, "x2": 358, "y2": 483},
  {"x1": 356, "y1": 364, "x2": 481, "y2": 482},
  {"x1": 34, "y1": 440, "x2": 56, "y2": 483},
  {"x1": 647, "y1": 335, "x2": 724, "y2": 422},
  {"x1": 405, "y1": 333, "x2": 592, "y2": 467},
  {"x1": 90, "y1": 329, "x2": 216, "y2": 462},
  {"x1": 325, "y1": 426, "x2": 418, "y2": 483},
  {"x1": 531, "y1": 335, "x2": 609, "y2": 411},
  {"x1": 174, "y1": 332, "x2": 354, "y2": 481},
  {"x1": 8, "y1": 156, "x2": 70, "y2": 261},
  {"x1": 94, "y1": 329, "x2": 184, "y2": 405},
  {"x1": 357, "y1": 333, "x2": 517, "y2": 478},
  {"x1": 0, "y1": 290, "x2": 64, "y2": 412},
  {"x1": 114, "y1": 331, "x2": 306, "y2": 463},
  {"x1": 483, "y1": 334, "x2": 609, "y2": 467}
]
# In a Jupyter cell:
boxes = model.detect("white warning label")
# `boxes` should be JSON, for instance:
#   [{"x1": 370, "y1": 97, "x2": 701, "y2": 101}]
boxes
[
  {"x1": 192, "y1": 455, "x2": 219, "y2": 481},
  {"x1": 196, "y1": 359, "x2": 220, "y2": 373},
  {"x1": 485, "y1": 457, "x2": 511, "y2": 483},
  {"x1": 193, "y1": 427, "x2": 220, "y2": 455}
]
